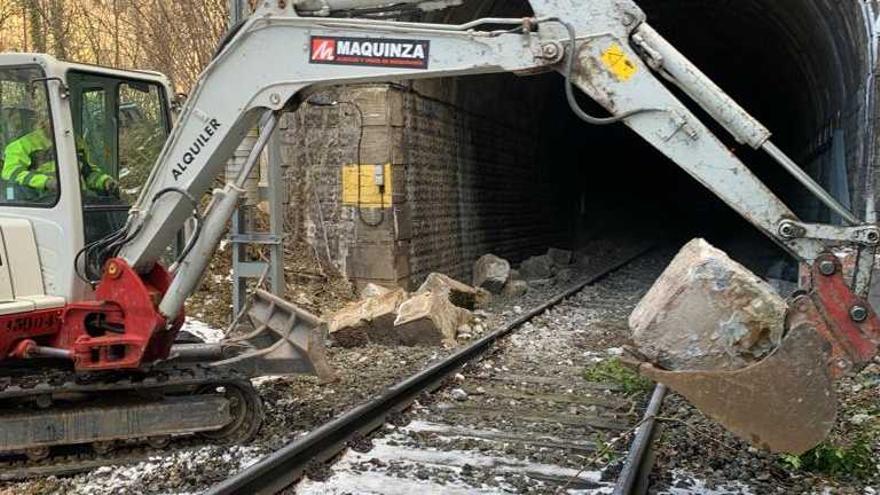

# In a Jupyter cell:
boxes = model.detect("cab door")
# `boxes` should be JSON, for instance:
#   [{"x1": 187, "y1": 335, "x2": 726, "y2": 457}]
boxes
[{"x1": 67, "y1": 72, "x2": 173, "y2": 280}]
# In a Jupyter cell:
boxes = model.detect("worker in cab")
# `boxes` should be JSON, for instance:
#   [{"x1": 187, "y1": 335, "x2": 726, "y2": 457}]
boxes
[{"x1": 2, "y1": 116, "x2": 118, "y2": 198}]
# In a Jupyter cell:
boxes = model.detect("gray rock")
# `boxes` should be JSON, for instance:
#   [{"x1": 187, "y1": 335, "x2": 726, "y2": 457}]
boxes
[
  {"x1": 520, "y1": 254, "x2": 554, "y2": 280},
  {"x1": 473, "y1": 254, "x2": 511, "y2": 294},
  {"x1": 547, "y1": 248, "x2": 573, "y2": 267},
  {"x1": 555, "y1": 268, "x2": 574, "y2": 284},
  {"x1": 451, "y1": 388, "x2": 469, "y2": 401},
  {"x1": 630, "y1": 238, "x2": 787, "y2": 371},
  {"x1": 502, "y1": 279, "x2": 529, "y2": 298}
]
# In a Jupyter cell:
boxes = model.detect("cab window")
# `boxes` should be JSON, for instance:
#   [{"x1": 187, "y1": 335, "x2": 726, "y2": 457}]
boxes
[
  {"x1": 0, "y1": 66, "x2": 60, "y2": 206},
  {"x1": 118, "y1": 81, "x2": 168, "y2": 204},
  {"x1": 67, "y1": 71, "x2": 170, "y2": 277}
]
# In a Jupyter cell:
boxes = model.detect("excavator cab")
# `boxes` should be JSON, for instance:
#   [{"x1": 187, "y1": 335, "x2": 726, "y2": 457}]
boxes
[
  {"x1": 0, "y1": 54, "x2": 330, "y2": 377},
  {"x1": 0, "y1": 54, "x2": 175, "y2": 301},
  {"x1": 0, "y1": 54, "x2": 332, "y2": 461}
]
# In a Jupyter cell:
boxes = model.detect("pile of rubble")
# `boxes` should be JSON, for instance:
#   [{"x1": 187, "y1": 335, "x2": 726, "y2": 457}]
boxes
[{"x1": 328, "y1": 247, "x2": 580, "y2": 348}]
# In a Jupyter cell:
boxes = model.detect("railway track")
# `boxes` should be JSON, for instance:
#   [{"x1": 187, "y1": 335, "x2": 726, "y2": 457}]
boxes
[{"x1": 208, "y1": 244, "x2": 666, "y2": 495}]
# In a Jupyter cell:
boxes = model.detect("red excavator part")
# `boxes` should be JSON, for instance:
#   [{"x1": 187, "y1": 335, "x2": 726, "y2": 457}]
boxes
[
  {"x1": 804, "y1": 253, "x2": 880, "y2": 377},
  {"x1": 57, "y1": 259, "x2": 183, "y2": 371}
]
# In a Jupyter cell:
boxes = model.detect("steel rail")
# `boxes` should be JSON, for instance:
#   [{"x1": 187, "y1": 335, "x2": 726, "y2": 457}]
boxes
[
  {"x1": 206, "y1": 245, "x2": 652, "y2": 495},
  {"x1": 613, "y1": 384, "x2": 668, "y2": 495}
]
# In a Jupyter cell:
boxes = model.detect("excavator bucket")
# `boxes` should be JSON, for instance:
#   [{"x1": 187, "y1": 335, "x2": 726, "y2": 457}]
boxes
[
  {"x1": 214, "y1": 289, "x2": 336, "y2": 381},
  {"x1": 173, "y1": 290, "x2": 335, "y2": 382},
  {"x1": 629, "y1": 239, "x2": 880, "y2": 454},
  {"x1": 638, "y1": 325, "x2": 837, "y2": 454}
]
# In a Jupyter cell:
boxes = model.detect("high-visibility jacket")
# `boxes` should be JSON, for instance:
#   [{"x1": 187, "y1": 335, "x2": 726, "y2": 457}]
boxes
[{"x1": 2, "y1": 129, "x2": 113, "y2": 192}]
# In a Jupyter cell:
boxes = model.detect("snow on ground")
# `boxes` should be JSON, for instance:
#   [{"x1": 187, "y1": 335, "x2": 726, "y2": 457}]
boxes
[
  {"x1": 180, "y1": 318, "x2": 225, "y2": 343},
  {"x1": 295, "y1": 432, "x2": 612, "y2": 494},
  {"x1": 59, "y1": 444, "x2": 265, "y2": 495},
  {"x1": 657, "y1": 470, "x2": 755, "y2": 495}
]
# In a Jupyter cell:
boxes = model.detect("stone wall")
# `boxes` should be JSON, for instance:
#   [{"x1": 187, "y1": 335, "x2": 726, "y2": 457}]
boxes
[
  {"x1": 403, "y1": 76, "x2": 565, "y2": 284},
  {"x1": 279, "y1": 75, "x2": 567, "y2": 290}
]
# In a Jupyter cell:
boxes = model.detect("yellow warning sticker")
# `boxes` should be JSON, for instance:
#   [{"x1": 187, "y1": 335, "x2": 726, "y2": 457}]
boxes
[{"x1": 600, "y1": 43, "x2": 638, "y2": 82}]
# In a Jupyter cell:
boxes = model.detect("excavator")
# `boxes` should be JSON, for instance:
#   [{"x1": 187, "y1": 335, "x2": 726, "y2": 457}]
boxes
[{"x1": 0, "y1": 0, "x2": 877, "y2": 463}]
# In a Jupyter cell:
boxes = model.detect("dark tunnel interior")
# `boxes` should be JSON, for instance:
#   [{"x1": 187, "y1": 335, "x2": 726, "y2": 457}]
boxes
[{"x1": 444, "y1": 0, "x2": 872, "y2": 279}]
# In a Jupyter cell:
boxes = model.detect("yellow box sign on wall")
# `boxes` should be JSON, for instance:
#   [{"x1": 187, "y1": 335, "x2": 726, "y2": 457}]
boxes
[{"x1": 342, "y1": 163, "x2": 393, "y2": 208}]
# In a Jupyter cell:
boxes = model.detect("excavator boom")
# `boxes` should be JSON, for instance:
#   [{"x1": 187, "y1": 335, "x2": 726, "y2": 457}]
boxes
[{"x1": 107, "y1": 0, "x2": 880, "y2": 452}]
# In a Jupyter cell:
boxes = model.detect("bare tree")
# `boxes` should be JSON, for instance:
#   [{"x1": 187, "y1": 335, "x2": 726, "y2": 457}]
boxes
[{"x1": 0, "y1": 0, "x2": 230, "y2": 92}]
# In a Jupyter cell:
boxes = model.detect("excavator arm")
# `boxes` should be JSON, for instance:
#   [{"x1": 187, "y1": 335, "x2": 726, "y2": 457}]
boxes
[{"x1": 84, "y1": 0, "x2": 878, "y2": 452}]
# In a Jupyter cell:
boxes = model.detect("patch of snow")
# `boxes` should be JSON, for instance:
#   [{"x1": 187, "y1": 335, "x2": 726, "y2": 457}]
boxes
[
  {"x1": 656, "y1": 470, "x2": 755, "y2": 495},
  {"x1": 57, "y1": 444, "x2": 266, "y2": 495},
  {"x1": 405, "y1": 420, "x2": 594, "y2": 450},
  {"x1": 297, "y1": 470, "x2": 500, "y2": 495},
  {"x1": 181, "y1": 318, "x2": 224, "y2": 343},
  {"x1": 296, "y1": 436, "x2": 611, "y2": 494}
]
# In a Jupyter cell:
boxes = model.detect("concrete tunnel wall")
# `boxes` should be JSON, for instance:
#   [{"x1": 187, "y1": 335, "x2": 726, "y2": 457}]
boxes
[{"x1": 280, "y1": 0, "x2": 879, "y2": 288}]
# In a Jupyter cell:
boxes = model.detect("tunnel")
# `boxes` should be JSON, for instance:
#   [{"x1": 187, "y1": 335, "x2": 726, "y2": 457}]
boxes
[{"x1": 388, "y1": 0, "x2": 877, "y2": 282}]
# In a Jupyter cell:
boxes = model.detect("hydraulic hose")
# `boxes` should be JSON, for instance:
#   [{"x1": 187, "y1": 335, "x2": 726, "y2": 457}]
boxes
[{"x1": 553, "y1": 20, "x2": 660, "y2": 126}]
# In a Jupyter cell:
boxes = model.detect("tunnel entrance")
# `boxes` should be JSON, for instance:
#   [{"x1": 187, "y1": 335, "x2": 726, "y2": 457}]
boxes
[{"x1": 429, "y1": 0, "x2": 875, "y2": 280}]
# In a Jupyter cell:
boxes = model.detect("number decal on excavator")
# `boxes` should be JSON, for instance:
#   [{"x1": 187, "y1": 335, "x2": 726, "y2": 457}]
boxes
[
  {"x1": 600, "y1": 43, "x2": 638, "y2": 81},
  {"x1": 5, "y1": 313, "x2": 57, "y2": 332},
  {"x1": 309, "y1": 36, "x2": 430, "y2": 69}
]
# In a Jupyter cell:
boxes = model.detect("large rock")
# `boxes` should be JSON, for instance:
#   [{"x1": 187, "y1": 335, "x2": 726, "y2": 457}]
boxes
[
  {"x1": 418, "y1": 273, "x2": 476, "y2": 310},
  {"x1": 394, "y1": 291, "x2": 471, "y2": 346},
  {"x1": 520, "y1": 254, "x2": 555, "y2": 280},
  {"x1": 473, "y1": 254, "x2": 510, "y2": 294},
  {"x1": 547, "y1": 248, "x2": 573, "y2": 267},
  {"x1": 328, "y1": 289, "x2": 407, "y2": 347},
  {"x1": 555, "y1": 268, "x2": 574, "y2": 284},
  {"x1": 502, "y1": 279, "x2": 529, "y2": 298},
  {"x1": 474, "y1": 288, "x2": 493, "y2": 309},
  {"x1": 630, "y1": 238, "x2": 787, "y2": 371}
]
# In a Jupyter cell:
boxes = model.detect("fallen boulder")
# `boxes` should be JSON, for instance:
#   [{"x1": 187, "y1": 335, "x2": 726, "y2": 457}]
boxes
[
  {"x1": 418, "y1": 273, "x2": 476, "y2": 310},
  {"x1": 473, "y1": 254, "x2": 510, "y2": 294},
  {"x1": 555, "y1": 268, "x2": 574, "y2": 284},
  {"x1": 502, "y1": 279, "x2": 529, "y2": 298},
  {"x1": 328, "y1": 289, "x2": 407, "y2": 347},
  {"x1": 547, "y1": 248, "x2": 573, "y2": 267},
  {"x1": 520, "y1": 254, "x2": 554, "y2": 280},
  {"x1": 394, "y1": 291, "x2": 471, "y2": 346},
  {"x1": 630, "y1": 238, "x2": 787, "y2": 371}
]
